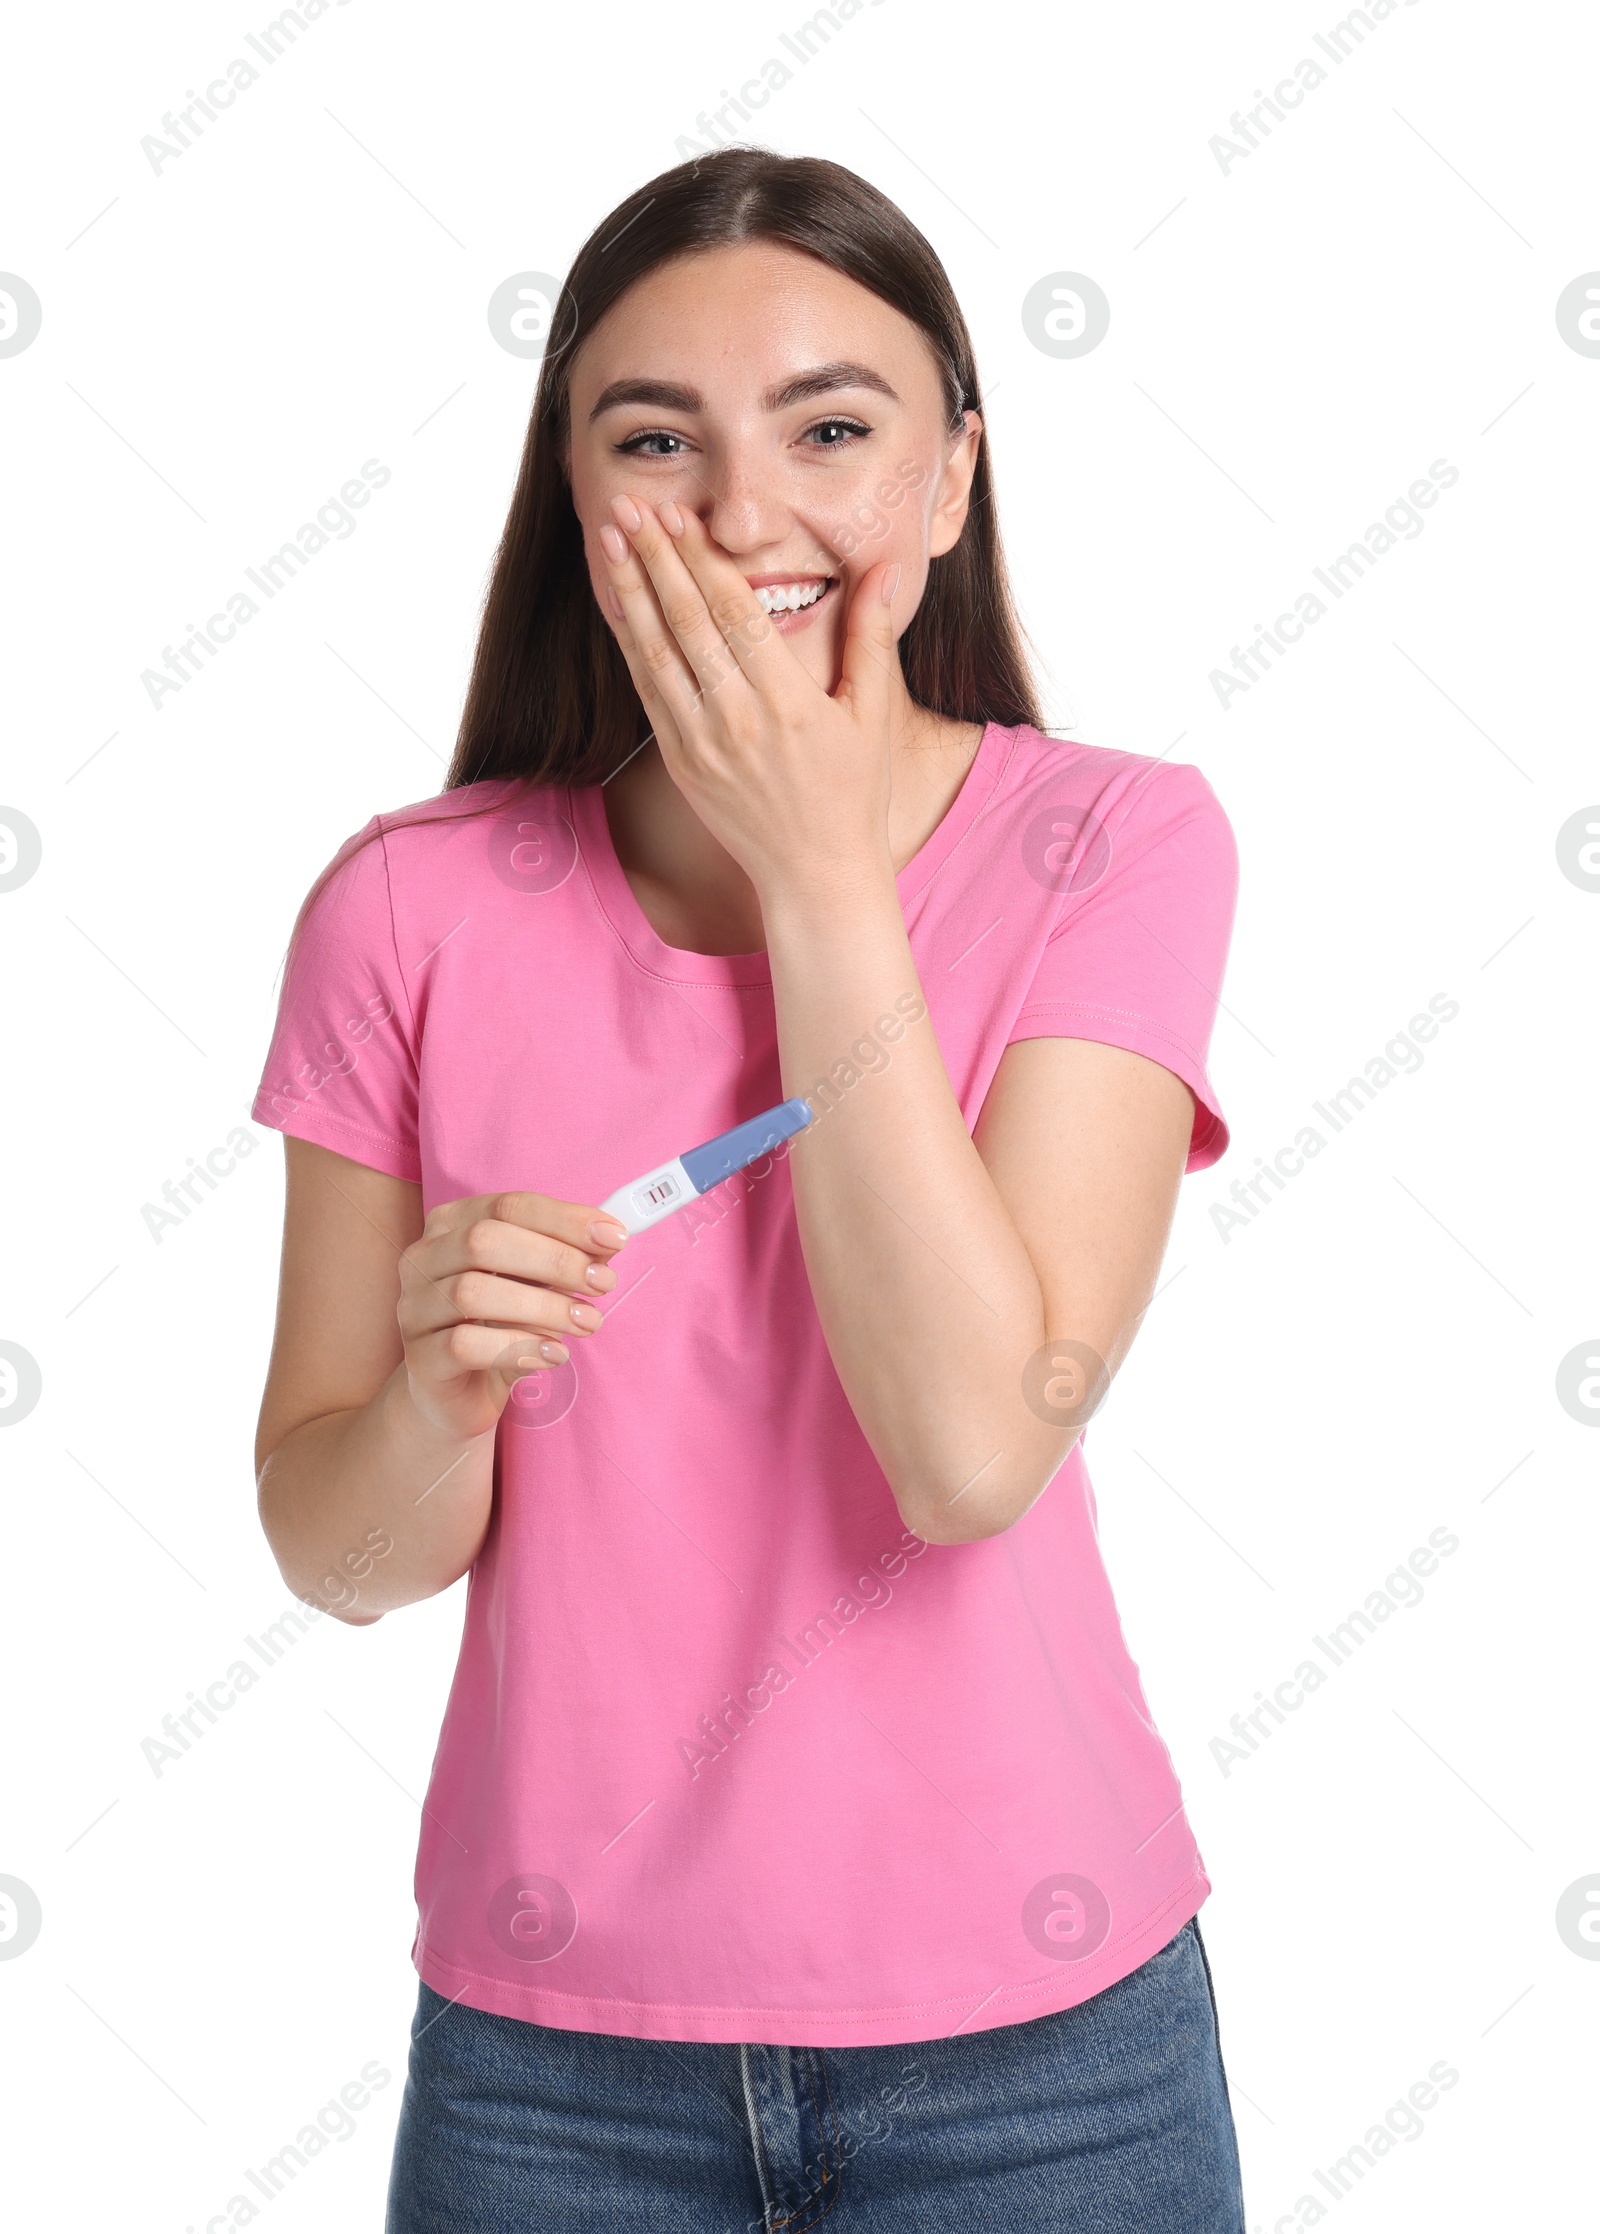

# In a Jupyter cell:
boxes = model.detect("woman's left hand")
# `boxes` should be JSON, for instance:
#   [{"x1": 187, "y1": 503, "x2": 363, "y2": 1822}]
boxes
[{"x1": 597, "y1": 494, "x2": 902, "y2": 902}]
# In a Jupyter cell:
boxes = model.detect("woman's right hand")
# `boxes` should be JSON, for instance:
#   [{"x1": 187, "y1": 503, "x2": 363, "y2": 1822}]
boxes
[{"x1": 396, "y1": 1192, "x2": 629, "y2": 1442}]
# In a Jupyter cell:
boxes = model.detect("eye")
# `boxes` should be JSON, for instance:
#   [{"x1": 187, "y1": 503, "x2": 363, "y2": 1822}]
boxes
[
  {"x1": 801, "y1": 417, "x2": 871, "y2": 450},
  {"x1": 616, "y1": 428, "x2": 692, "y2": 458}
]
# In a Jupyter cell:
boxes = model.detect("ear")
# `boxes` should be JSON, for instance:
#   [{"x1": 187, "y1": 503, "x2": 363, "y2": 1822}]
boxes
[{"x1": 927, "y1": 411, "x2": 983, "y2": 561}]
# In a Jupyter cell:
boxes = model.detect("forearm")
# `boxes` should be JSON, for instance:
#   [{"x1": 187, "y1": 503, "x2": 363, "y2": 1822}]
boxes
[
  {"x1": 256, "y1": 1365, "x2": 497, "y2": 1620},
  {"x1": 765, "y1": 870, "x2": 1069, "y2": 1542}
]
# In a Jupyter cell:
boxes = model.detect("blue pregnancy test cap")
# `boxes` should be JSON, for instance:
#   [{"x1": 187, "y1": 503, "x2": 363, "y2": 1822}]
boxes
[{"x1": 679, "y1": 1097, "x2": 813, "y2": 1196}]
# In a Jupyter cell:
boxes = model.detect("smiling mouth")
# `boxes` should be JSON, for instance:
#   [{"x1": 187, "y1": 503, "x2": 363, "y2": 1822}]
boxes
[{"x1": 750, "y1": 577, "x2": 836, "y2": 615}]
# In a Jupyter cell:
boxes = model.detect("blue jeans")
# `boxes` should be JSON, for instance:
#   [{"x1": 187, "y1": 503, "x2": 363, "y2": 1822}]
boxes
[{"x1": 385, "y1": 1918, "x2": 1244, "y2": 2230}]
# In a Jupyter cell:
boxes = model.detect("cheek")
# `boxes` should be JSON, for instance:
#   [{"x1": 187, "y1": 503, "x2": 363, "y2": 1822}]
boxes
[
  {"x1": 566, "y1": 482, "x2": 614, "y2": 607},
  {"x1": 807, "y1": 468, "x2": 936, "y2": 591},
  {"x1": 567, "y1": 445, "x2": 614, "y2": 545},
  {"x1": 842, "y1": 476, "x2": 915, "y2": 556}
]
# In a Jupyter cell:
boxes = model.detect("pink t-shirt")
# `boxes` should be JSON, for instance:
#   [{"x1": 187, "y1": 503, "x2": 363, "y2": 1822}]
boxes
[{"x1": 252, "y1": 720, "x2": 1237, "y2": 2047}]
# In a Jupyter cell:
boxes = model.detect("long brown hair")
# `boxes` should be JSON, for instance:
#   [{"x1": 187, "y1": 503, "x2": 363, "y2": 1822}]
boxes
[{"x1": 283, "y1": 151, "x2": 1042, "y2": 963}]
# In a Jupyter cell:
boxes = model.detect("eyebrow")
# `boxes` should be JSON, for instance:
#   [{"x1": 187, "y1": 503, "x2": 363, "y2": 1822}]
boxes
[{"x1": 587, "y1": 360, "x2": 900, "y2": 423}]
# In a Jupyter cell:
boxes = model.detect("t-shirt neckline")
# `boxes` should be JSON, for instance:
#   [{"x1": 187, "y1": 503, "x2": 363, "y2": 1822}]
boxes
[{"x1": 570, "y1": 720, "x2": 1010, "y2": 987}]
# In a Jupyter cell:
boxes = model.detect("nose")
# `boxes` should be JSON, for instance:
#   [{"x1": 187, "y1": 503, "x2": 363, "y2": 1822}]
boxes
[{"x1": 693, "y1": 440, "x2": 794, "y2": 558}]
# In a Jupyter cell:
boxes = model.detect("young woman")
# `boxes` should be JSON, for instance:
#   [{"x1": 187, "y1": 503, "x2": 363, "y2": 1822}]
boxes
[{"x1": 253, "y1": 150, "x2": 1245, "y2": 2231}]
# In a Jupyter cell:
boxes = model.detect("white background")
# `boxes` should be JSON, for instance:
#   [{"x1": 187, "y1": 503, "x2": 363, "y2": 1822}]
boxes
[{"x1": 2, "y1": 1, "x2": 1595, "y2": 2227}]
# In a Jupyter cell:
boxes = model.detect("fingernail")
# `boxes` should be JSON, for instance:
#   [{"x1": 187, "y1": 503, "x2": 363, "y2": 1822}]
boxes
[
  {"x1": 588, "y1": 1219, "x2": 629, "y2": 1248},
  {"x1": 584, "y1": 1261, "x2": 617, "y2": 1291},
  {"x1": 882, "y1": 562, "x2": 901, "y2": 605},
  {"x1": 570, "y1": 1301, "x2": 602, "y2": 1331},
  {"x1": 538, "y1": 1341, "x2": 567, "y2": 1364},
  {"x1": 659, "y1": 498, "x2": 684, "y2": 536},
  {"x1": 612, "y1": 494, "x2": 643, "y2": 532},
  {"x1": 600, "y1": 523, "x2": 628, "y2": 562}
]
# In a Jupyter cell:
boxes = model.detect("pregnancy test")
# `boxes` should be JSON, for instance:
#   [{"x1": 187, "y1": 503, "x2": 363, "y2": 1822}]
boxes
[{"x1": 599, "y1": 1098, "x2": 814, "y2": 1235}]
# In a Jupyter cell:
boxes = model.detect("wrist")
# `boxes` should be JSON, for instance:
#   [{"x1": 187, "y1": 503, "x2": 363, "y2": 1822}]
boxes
[
  {"x1": 755, "y1": 845, "x2": 900, "y2": 934},
  {"x1": 388, "y1": 1358, "x2": 498, "y2": 1455}
]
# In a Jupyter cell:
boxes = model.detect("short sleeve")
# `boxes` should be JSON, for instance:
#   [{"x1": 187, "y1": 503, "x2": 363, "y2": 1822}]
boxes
[
  {"x1": 250, "y1": 815, "x2": 423, "y2": 1181},
  {"x1": 1007, "y1": 761, "x2": 1239, "y2": 1171}
]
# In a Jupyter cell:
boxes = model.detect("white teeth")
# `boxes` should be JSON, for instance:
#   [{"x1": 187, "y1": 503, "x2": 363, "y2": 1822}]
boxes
[{"x1": 754, "y1": 579, "x2": 829, "y2": 614}]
